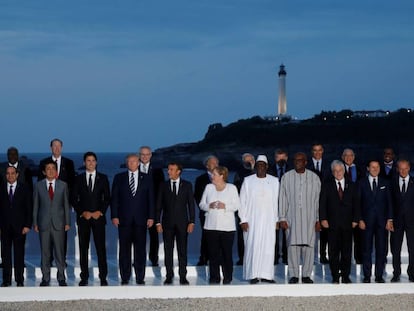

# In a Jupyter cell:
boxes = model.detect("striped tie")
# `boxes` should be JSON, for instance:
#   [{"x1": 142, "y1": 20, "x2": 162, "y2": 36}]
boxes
[{"x1": 129, "y1": 172, "x2": 136, "y2": 196}]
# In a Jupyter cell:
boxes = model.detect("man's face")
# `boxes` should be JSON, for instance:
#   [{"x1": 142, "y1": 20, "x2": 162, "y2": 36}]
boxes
[
  {"x1": 255, "y1": 161, "x2": 268, "y2": 176},
  {"x1": 383, "y1": 148, "x2": 395, "y2": 163},
  {"x1": 342, "y1": 150, "x2": 355, "y2": 166},
  {"x1": 311, "y1": 145, "x2": 324, "y2": 160},
  {"x1": 44, "y1": 163, "x2": 57, "y2": 180},
  {"x1": 275, "y1": 152, "x2": 288, "y2": 165},
  {"x1": 332, "y1": 165, "x2": 345, "y2": 181},
  {"x1": 398, "y1": 161, "x2": 410, "y2": 178},
  {"x1": 84, "y1": 155, "x2": 97, "y2": 172},
  {"x1": 51, "y1": 141, "x2": 62, "y2": 157},
  {"x1": 367, "y1": 161, "x2": 380, "y2": 177},
  {"x1": 6, "y1": 167, "x2": 18, "y2": 184},
  {"x1": 293, "y1": 154, "x2": 307, "y2": 172},
  {"x1": 206, "y1": 157, "x2": 218, "y2": 172},
  {"x1": 167, "y1": 164, "x2": 181, "y2": 180},
  {"x1": 7, "y1": 149, "x2": 18, "y2": 164},
  {"x1": 139, "y1": 148, "x2": 152, "y2": 165},
  {"x1": 127, "y1": 156, "x2": 140, "y2": 172},
  {"x1": 243, "y1": 155, "x2": 255, "y2": 168}
]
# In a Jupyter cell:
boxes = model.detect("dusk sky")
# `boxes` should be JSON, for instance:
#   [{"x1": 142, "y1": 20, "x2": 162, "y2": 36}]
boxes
[{"x1": 1, "y1": 0, "x2": 413, "y2": 152}]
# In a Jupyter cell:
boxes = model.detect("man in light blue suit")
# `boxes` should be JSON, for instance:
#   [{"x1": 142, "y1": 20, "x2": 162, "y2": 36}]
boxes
[{"x1": 33, "y1": 159, "x2": 70, "y2": 287}]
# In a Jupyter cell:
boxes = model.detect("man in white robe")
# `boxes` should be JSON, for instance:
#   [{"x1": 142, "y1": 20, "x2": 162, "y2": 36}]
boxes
[
  {"x1": 239, "y1": 155, "x2": 279, "y2": 284},
  {"x1": 279, "y1": 152, "x2": 321, "y2": 284}
]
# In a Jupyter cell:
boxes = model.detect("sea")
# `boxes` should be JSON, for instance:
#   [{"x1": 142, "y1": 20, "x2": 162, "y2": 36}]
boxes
[{"x1": 0, "y1": 152, "x2": 236, "y2": 263}]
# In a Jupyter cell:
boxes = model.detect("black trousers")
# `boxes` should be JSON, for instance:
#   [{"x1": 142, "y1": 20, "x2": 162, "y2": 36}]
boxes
[
  {"x1": 206, "y1": 230, "x2": 235, "y2": 283},
  {"x1": 118, "y1": 225, "x2": 147, "y2": 282},
  {"x1": 362, "y1": 221, "x2": 387, "y2": 279},
  {"x1": 163, "y1": 224, "x2": 188, "y2": 279},
  {"x1": 78, "y1": 217, "x2": 108, "y2": 281},
  {"x1": 328, "y1": 227, "x2": 352, "y2": 280},
  {"x1": 1, "y1": 226, "x2": 26, "y2": 284},
  {"x1": 235, "y1": 211, "x2": 244, "y2": 263},
  {"x1": 148, "y1": 225, "x2": 159, "y2": 265},
  {"x1": 319, "y1": 227, "x2": 328, "y2": 259},
  {"x1": 198, "y1": 212, "x2": 209, "y2": 264},
  {"x1": 353, "y1": 227, "x2": 363, "y2": 263},
  {"x1": 391, "y1": 216, "x2": 414, "y2": 279}
]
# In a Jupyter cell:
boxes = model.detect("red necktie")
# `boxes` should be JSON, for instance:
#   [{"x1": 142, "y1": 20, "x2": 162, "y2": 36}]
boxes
[
  {"x1": 338, "y1": 182, "x2": 344, "y2": 200},
  {"x1": 48, "y1": 182, "x2": 54, "y2": 200}
]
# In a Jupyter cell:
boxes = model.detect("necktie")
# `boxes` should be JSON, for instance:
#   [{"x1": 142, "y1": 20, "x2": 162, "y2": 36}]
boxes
[
  {"x1": 348, "y1": 167, "x2": 353, "y2": 181},
  {"x1": 172, "y1": 181, "x2": 177, "y2": 195},
  {"x1": 338, "y1": 182, "x2": 343, "y2": 200},
  {"x1": 316, "y1": 161, "x2": 320, "y2": 172},
  {"x1": 372, "y1": 178, "x2": 377, "y2": 193},
  {"x1": 9, "y1": 185, "x2": 13, "y2": 203},
  {"x1": 129, "y1": 172, "x2": 136, "y2": 196},
  {"x1": 48, "y1": 182, "x2": 54, "y2": 200},
  {"x1": 402, "y1": 178, "x2": 406, "y2": 194},
  {"x1": 88, "y1": 174, "x2": 93, "y2": 192}
]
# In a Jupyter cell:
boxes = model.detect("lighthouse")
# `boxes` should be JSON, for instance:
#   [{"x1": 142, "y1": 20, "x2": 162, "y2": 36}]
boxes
[{"x1": 278, "y1": 64, "x2": 287, "y2": 115}]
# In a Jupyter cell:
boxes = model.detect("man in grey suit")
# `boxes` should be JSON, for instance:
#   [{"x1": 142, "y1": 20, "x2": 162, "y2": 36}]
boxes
[{"x1": 33, "y1": 159, "x2": 71, "y2": 286}]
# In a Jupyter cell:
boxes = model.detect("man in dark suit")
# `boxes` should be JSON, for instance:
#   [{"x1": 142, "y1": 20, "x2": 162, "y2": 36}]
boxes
[
  {"x1": 156, "y1": 162, "x2": 195, "y2": 285},
  {"x1": 390, "y1": 159, "x2": 414, "y2": 282},
  {"x1": 319, "y1": 160, "x2": 360, "y2": 284},
  {"x1": 0, "y1": 147, "x2": 33, "y2": 191},
  {"x1": 307, "y1": 143, "x2": 330, "y2": 264},
  {"x1": 38, "y1": 138, "x2": 76, "y2": 263},
  {"x1": 33, "y1": 160, "x2": 71, "y2": 286},
  {"x1": 358, "y1": 159, "x2": 393, "y2": 283},
  {"x1": 233, "y1": 152, "x2": 255, "y2": 265},
  {"x1": 0, "y1": 166, "x2": 32, "y2": 287},
  {"x1": 268, "y1": 148, "x2": 289, "y2": 265},
  {"x1": 341, "y1": 148, "x2": 364, "y2": 264},
  {"x1": 111, "y1": 153, "x2": 154, "y2": 285},
  {"x1": 139, "y1": 146, "x2": 165, "y2": 267},
  {"x1": 194, "y1": 155, "x2": 219, "y2": 266},
  {"x1": 71, "y1": 152, "x2": 110, "y2": 286},
  {"x1": 379, "y1": 147, "x2": 398, "y2": 180}
]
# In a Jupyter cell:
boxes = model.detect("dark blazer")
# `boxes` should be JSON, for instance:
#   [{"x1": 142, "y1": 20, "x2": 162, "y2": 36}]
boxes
[
  {"x1": 156, "y1": 179, "x2": 195, "y2": 229},
  {"x1": 268, "y1": 163, "x2": 290, "y2": 181},
  {"x1": 111, "y1": 171, "x2": 154, "y2": 227},
  {"x1": 0, "y1": 182, "x2": 32, "y2": 231},
  {"x1": 307, "y1": 158, "x2": 330, "y2": 182},
  {"x1": 38, "y1": 156, "x2": 76, "y2": 190},
  {"x1": 358, "y1": 176, "x2": 393, "y2": 226},
  {"x1": 0, "y1": 161, "x2": 33, "y2": 191},
  {"x1": 343, "y1": 163, "x2": 365, "y2": 183},
  {"x1": 380, "y1": 162, "x2": 398, "y2": 180},
  {"x1": 145, "y1": 164, "x2": 165, "y2": 196},
  {"x1": 319, "y1": 178, "x2": 360, "y2": 229},
  {"x1": 71, "y1": 172, "x2": 110, "y2": 224},
  {"x1": 391, "y1": 176, "x2": 414, "y2": 224},
  {"x1": 194, "y1": 172, "x2": 211, "y2": 206}
]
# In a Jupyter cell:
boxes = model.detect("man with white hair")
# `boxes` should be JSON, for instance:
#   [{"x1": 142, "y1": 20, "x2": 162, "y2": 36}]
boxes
[{"x1": 239, "y1": 155, "x2": 279, "y2": 284}]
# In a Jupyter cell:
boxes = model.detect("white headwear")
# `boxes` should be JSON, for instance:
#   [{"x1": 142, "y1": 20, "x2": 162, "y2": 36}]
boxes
[{"x1": 256, "y1": 155, "x2": 268, "y2": 164}]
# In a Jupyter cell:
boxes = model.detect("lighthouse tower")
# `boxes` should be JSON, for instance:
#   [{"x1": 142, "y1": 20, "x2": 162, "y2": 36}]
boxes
[{"x1": 278, "y1": 64, "x2": 287, "y2": 115}]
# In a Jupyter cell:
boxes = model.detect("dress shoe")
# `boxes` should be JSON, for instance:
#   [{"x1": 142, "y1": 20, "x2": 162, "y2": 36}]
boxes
[
  {"x1": 1, "y1": 282, "x2": 11, "y2": 287},
  {"x1": 40, "y1": 280, "x2": 50, "y2": 287},
  {"x1": 223, "y1": 279, "x2": 232, "y2": 285},
  {"x1": 58, "y1": 280, "x2": 67, "y2": 287},
  {"x1": 151, "y1": 261, "x2": 159, "y2": 267},
  {"x1": 121, "y1": 280, "x2": 129, "y2": 285},
  {"x1": 249, "y1": 278, "x2": 260, "y2": 284},
  {"x1": 363, "y1": 277, "x2": 371, "y2": 283},
  {"x1": 332, "y1": 279, "x2": 340, "y2": 284},
  {"x1": 409, "y1": 277, "x2": 414, "y2": 282},
  {"x1": 375, "y1": 278, "x2": 385, "y2": 283},
  {"x1": 261, "y1": 278, "x2": 276, "y2": 284},
  {"x1": 136, "y1": 279, "x2": 145, "y2": 285},
  {"x1": 341, "y1": 277, "x2": 352, "y2": 284},
  {"x1": 164, "y1": 278, "x2": 173, "y2": 285},
  {"x1": 288, "y1": 277, "x2": 299, "y2": 284},
  {"x1": 79, "y1": 279, "x2": 88, "y2": 286},
  {"x1": 100, "y1": 279, "x2": 108, "y2": 286},
  {"x1": 320, "y1": 257, "x2": 329, "y2": 264},
  {"x1": 16, "y1": 282, "x2": 24, "y2": 287},
  {"x1": 391, "y1": 276, "x2": 400, "y2": 283},
  {"x1": 180, "y1": 278, "x2": 190, "y2": 285},
  {"x1": 302, "y1": 277, "x2": 314, "y2": 284}
]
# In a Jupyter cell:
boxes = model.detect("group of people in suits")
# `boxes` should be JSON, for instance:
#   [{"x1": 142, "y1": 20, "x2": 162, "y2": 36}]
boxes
[{"x1": 1, "y1": 139, "x2": 414, "y2": 287}]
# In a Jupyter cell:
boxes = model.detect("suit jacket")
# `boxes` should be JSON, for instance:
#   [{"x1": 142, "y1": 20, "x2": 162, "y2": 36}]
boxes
[
  {"x1": 156, "y1": 179, "x2": 195, "y2": 229},
  {"x1": 0, "y1": 160, "x2": 33, "y2": 191},
  {"x1": 319, "y1": 178, "x2": 360, "y2": 230},
  {"x1": 194, "y1": 172, "x2": 211, "y2": 206},
  {"x1": 0, "y1": 182, "x2": 32, "y2": 231},
  {"x1": 71, "y1": 172, "x2": 110, "y2": 224},
  {"x1": 343, "y1": 163, "x2": 365, "y2": 183},
  {"x1": 391, "y1": 176, "x2": 414, "y2": 225},
  {"x1": 143, "y1": 163, "x2": 165, "y2": 197},
  {"x1": 358, "y1": 176, "x2": 393, "y2": 226},
  {"x1": 380, "y1": 162, "x2": 398, "y2": 180},
  {"x1": 33, "y1": 179, "x2": 71, "y2": 231},
  {"x1": 268, "y1": 163, "x2": 290, "y2": 181},
  {"x1": 307, "y1": 158, "x2": 330, "y2": 182},
  {"x1": 111, "y1": 171, "x2": 154, "y2": 227},
  {"x1": 38, "y1": 156, "x2": 76, "y2": 191}
]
